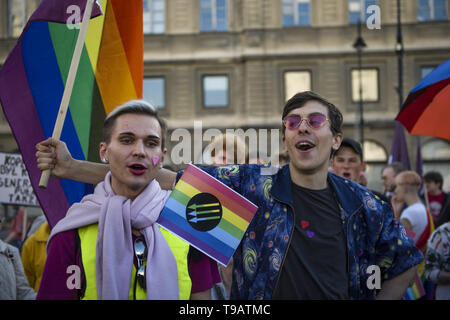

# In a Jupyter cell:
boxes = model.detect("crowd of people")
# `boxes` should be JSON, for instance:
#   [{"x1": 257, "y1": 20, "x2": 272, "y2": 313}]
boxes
[{"x1": 1, "y1": 91, "x2": 449, "y2": 300}]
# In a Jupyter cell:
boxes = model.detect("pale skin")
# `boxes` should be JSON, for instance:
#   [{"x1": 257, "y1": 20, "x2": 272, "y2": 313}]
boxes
[
  {"x1": 36, "y1": 100, "x2": 418, "y2": 299},
  {"x1": 103, "y1": 113, "x2": 166, "y2": 201},
  {"x1": 381, "y1": 167, "x2": 396, "y2": 195},
  {"x1": 330, "y1": 146, "x2": 367, "y2": 183},
  {"x1": 425, "y1": 180, "x2": 442, "y2": 196},
  {"x1": 393, "y1": 175, "x2": 422, "y2": 232}
]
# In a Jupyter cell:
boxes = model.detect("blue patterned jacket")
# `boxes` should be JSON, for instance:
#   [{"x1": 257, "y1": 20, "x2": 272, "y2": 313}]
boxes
[{"x1": 188, "y1": 164, "x2": 423, "y2": 299}]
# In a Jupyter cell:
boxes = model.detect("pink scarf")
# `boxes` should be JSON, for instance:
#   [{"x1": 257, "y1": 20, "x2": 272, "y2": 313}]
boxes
[{"x1": 48, "y1": 172, "x2": 179, "y2": 299}]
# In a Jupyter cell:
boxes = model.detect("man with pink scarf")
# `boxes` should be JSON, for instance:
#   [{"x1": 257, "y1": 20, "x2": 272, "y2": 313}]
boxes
[{"x1": 37, "y1": 100, "x2": 219, "y2": 300}]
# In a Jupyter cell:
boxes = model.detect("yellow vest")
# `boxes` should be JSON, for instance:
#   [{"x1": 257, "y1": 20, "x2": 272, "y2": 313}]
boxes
[{"x1": 77, "y1": 223, "x2": 192, "y2": 300}]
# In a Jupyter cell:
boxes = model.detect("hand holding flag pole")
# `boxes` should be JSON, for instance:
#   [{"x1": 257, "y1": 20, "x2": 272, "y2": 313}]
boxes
[{"x1": 39, "y1": 0, "x2": 96, "y2": 189}]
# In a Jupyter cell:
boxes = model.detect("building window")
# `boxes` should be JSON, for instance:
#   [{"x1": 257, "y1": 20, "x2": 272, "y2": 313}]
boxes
[
  {"x1": 282, "y1": 0, "x2": 311, "y2": 27},
  {"x1": 143, "y1": 77, "x2": 165, "y2": 108},
  {"x1": 284, "y1": 70, "x2": 311, "y2": 101},
  {"x1": 351, "y1": 68, "x2": 379, "y2": 102},
  {"x1": 422, "y1": 139, "x2": 450, "y2": 192},
  {"x1": 143, "y1": 0, "x2": 165, "y2": 34},
  {"x1": 200, "y1": 0, "x2": 228, "y2": 32},
  {"x1": 421, "y1": 66, "x2": 437, "y2": 79},
  {"x1": 422, "y1": 139, "x2": 450, "y2": 161},
  {"x1": 202, "y1": 75, "x2": 229, "y2": 108},
  {"x1": 418, "y1": 0, "x2": 448, "y2": 21},
  {"x1": 348, "y1": 0, "x2": 378, "y2": 24},
  {"x1": 8, "y1": 0, "x2": 26, "y2": 38},
  {"x1": 363, "y1": 140, "x2": 388, "y2": 192}
]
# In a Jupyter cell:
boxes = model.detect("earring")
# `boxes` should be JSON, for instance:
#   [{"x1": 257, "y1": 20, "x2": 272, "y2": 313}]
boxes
[{"x1": 102, "y1": 158, "x2": 109, "y2": 164}]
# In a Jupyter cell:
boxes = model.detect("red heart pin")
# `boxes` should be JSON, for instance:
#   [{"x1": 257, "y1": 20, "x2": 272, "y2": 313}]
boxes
[{"x1": 301, "y1": 220, "x2": 309, "y2": 229}]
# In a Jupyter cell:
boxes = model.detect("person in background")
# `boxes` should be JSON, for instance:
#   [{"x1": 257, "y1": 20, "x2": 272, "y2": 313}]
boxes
[
  {"x1": 423, "y1": 171, "x2": 450, "y2": 228},
  {"x1": 204, "y1": 132, "x2": 248, "y2": 166},
  {"x1": 0, "y1": 208, "x2": 36, "y2": 300},
  {"x1": 3, "y1": 206, "x2": 27, "y2": 249},
  {"x1": 424, "y1": 219, "x2": 450, "y2": 300},
  {"x1": 23, "y1": 208, "x2": 46, "y2": 240},
  {"x1": 330, "y1": 137, "x2": 366, "y2": 182},
  {"x1": 21, "y1": 221, "x2": 50, "y2": 292},
  {"x1": 381, "y1": 162, "x2": 406, "y2": 201},
  {"x1": 394, "y1": 171, "x2": 430, "y2": 253},
  {"x1": 330, "y1": 137, "x2": 388, "y2": 203}
]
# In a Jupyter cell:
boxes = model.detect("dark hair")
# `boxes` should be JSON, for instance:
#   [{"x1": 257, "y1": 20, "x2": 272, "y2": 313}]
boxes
[
  {"x1": 424, "y1": 171, "x2": 444, "y2": 189},
  {"x1": 103, "y1": 100, "x2": 167, "y2": 149},
  {"x1": 333, "y1": 137, "x2": 363, "y2": 161},
  {"x1": 281, "y1": 91, "x2": 343, "y2": 137}
]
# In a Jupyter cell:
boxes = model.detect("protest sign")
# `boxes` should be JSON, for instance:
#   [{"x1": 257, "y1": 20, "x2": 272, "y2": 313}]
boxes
[{"x1": 0, "y1": 152, "x2": 39, "y2": 206}]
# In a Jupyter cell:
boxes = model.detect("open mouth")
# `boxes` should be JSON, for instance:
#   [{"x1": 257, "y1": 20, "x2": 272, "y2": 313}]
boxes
[
  {"x1": 342, "y1": 172, "x2": 351, "y2": 179},
  {"x1": 295, "y1": 141, "x2": 315, "y2": 151},
  {"x1": 128, "y1": 163, "x2": 147, "y2": 175}
]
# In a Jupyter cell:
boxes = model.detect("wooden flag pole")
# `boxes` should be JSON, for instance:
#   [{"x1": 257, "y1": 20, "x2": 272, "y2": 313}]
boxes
[{"x1": 39, "y1": 0, "x2": 95, "y2": 189}]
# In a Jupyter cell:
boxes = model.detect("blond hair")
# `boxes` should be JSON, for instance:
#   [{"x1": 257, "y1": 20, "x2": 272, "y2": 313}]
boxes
[
  {"x1": 397, "y1": 171, "x2": 422, "y2": 186},
  {"x1": 205, "y1": 133, "x2": 248, "y2": 164}
]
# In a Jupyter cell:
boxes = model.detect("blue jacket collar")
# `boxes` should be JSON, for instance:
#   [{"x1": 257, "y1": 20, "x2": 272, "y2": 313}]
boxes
[{"x1": 271, "y1": 164, "x2": 364, "y2": 218}]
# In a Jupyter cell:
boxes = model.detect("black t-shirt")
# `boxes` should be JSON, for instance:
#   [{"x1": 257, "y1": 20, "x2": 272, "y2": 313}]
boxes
[{"x1": 272, "y1": 182, "x2": 349, "y2": 299}]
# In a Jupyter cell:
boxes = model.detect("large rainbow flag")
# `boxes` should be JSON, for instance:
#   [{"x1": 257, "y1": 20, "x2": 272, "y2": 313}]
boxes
[
  {"x1": 158, "y1": 164, "x2": 258, "y2": 266},
  {"x1": 0, "y1": 0, "x2": 143, "y2": 228}
]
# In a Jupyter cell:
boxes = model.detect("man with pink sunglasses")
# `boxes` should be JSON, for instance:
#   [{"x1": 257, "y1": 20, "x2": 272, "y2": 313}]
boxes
[{"x1": 36, "y1": 92, "x2": 422, "y2": 300}]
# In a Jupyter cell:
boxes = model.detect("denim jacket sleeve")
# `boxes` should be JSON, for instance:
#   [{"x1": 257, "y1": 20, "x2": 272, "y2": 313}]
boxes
[{"x1": 375, "y1": 201, "x2": 424, "y2": 281}]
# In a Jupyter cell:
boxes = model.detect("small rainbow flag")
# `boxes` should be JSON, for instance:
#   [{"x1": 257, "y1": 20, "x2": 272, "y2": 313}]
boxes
[
  {"x1": 0, "y1": 0, "x2": 143, "y2": 228},
  {"x1": 158, "y1": 164, "x2": 258, "y2": 266},
  {"x1": 404, "y1": 271, "x2": 426, "y2": 300}
]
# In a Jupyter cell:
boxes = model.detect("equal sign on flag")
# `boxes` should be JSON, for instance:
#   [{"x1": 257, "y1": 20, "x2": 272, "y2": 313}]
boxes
[{"x1": 157, "y1": 164, "x2": 258, "y2": 266}]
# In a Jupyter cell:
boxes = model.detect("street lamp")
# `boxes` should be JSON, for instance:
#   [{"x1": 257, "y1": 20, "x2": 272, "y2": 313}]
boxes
[
  {"x1": 395, "y1": 0, "x2": 404, "y2": 110},
  {"x1": 353, "y1": 21, "x2": 367, "y2": 145}
]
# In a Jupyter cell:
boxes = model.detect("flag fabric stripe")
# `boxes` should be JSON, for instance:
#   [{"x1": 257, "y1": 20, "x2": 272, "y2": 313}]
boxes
[
  {"x1": 397, "y1": 78, "x2": 450, "y2": 131},
  {"x1": 48, "y1": 22, "x2": 98, "y2": 158},
  {"x1": 187, "y1": 164, "x2": 257, "y2": 216},
  {"x1": 95, "y1": 0, "x2": 140, "y2": 115},
  {"x1": 0, "y1": 39, "x2": 70, "y2": 228},
  {"x1": 165, "y1": 197, "x2": 241, "y2": 248},
  {"x1": 158, "y1": 215, "x2": 229, "y2": 266},
  {"x1": 404, "y1": 272, "x2": 426, "y2": 300},
  {"x1": 410, "y1": 59, "x2": 450, "y2": 93},
  {"x1": 183, "y1": 166, "x2": 255, "y2": 222},
  {"x1": 28, "y1": 0, "x2": 102, "y2": 25},
  {"x1": 84, "y1": 5, "x2": 105, "y2": 73},
  {"x1": 411, "y1": 82, "x2": 450, "y2": 140},
  {"x1": 109, "y1": 0, "x2": 143, "y2": 96},
  {"x1": 0, "y1": 0, "x2": 142, "y2": 228},
  {"x1": 157, "y1": 211, "x2": 232, "y2": 266},
  {"x1": 170, "y1": 188, "x2": 191, "y2": 206},
  {"x1": 175, "y1": 180, "x2": 248, "y2": 231},
  {"x1": 388, "y1": 122, "x2": 411, "y2": 170},
  {"x1": 21, "y1": 21, "x2": 87, "y2": 206},
  {"x1": 216, "y1": 217, "x2": 245, "y2": 240}
]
